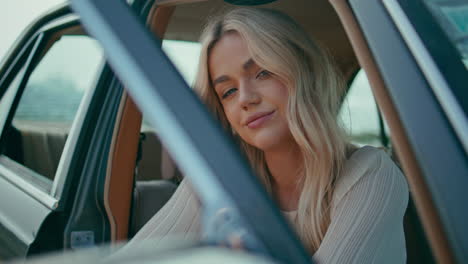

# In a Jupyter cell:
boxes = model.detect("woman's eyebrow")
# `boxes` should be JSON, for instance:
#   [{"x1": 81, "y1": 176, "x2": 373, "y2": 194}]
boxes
[
  {"x1": 213, "y1": 75, "x2": 229, "y2": 88},
  {"x1": 212, "y1": 58, "x2": 255, "y2": 88}
]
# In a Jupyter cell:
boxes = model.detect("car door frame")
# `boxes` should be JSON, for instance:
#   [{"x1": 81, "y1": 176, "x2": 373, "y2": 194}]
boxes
[
  {"x1": 332, "y1": 0, "x2": 468, "y2": 263},
  {"x1": 0, "y1": 5, "x2": 118, "y2": 259}
]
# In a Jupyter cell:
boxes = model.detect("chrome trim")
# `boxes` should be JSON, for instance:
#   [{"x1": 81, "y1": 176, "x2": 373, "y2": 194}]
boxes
[
  {"x1": 40, "y1": 14, "x2": 79, "y2": 32},
  {"x1": 0, "y1": 72, "x2": 24, "y2": 133},
  {"x1": 383, "y1": 0, "x2": 468, "y2": 153},
  {"x1": 50, "y1": 60, "x2": 104, "y2": 200},
  {"x1": 0, "y1": 34, "x2": 43, "y2": 137},
  {"x1": 0, "y1": 159, "x2": 58, "y2": 210}
]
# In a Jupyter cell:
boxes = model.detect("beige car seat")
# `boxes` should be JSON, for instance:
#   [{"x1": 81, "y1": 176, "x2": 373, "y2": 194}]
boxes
[{"x1": 129, "y1": 130, "x2": 182, "y2": 237}]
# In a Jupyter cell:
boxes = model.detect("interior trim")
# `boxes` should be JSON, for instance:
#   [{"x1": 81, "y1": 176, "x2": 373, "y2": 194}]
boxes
[
  {"x1": 104, "y1": 94, "x2": 142, "y2": 242},
  {"x1": 0, "y1": 157, "x2": 58, "y2": 210},
  {"x1": 103, "y1": 93, "x2": 125, "y2": 242},
  {"x1": 147, "y1": 5, "x2": 175, "y2": 36},
  {"x1": 328, "y1": 0, "x2": 454, "y2": 263},
  {"x1": 103, "y1": 4, "x2": 175, "y2": 242}
]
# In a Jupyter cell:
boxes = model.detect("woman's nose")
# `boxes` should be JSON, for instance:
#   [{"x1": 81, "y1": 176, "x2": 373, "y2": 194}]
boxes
[{"x1": 239, "y1": 82, "x2": 260, "y2": 110}]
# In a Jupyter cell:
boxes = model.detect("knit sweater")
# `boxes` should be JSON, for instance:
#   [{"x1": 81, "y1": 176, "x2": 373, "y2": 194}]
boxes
[{"x1": 128, "y1": 146, "x2": 409, "y2": 263}]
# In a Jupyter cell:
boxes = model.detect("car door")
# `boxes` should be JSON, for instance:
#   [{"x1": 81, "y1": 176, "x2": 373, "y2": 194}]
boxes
[
  {"x1": 0, "y1": 6, "x2": 91, "y2": 259},
  {"x1": 0, "y1": 4, "x2": 117, "y2": 259},
  {"x1": 70, "y1": 0, "x2": 313, "y2": 263},
  {"x1": 336, "y1": 0, "x2": 467, "y2": 263},
  {"x1": 0, "y1": 2, "x2": 162, "y2": 259}
]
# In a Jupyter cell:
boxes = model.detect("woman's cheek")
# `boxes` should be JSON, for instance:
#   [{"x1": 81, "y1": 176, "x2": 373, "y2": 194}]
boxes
[{"x1": 224, "y1": 108, "x2": 239, "y2": 132}]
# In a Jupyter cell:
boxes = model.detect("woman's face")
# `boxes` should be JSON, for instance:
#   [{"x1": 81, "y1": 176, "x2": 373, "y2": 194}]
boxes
[{"x1": 208, "y1": 32, "x2": 294, "y2": 152}]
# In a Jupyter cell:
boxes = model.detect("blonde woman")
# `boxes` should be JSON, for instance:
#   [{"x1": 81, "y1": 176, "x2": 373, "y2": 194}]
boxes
[{"x1": 130, "y1": 8, "x2": 409, "y2": 263}]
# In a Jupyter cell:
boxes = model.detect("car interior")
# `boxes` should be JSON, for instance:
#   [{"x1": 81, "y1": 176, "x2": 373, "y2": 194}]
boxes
[
  {"x1": 1, "y1": 0, "x2": 443, "y2": 262},
  {"x1": 96, "y1": 1, "x2": 437, "y2": 262}
]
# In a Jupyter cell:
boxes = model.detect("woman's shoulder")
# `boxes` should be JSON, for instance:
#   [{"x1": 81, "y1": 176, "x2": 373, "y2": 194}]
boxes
[{"x1": 333, "y1": 146, "x2": 408, "y2": 206}]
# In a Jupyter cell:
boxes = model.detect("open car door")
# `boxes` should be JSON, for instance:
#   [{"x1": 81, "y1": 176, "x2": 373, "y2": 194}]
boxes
[{"x1": 0, "y1": 1, "x2": 158, "y2": 260}]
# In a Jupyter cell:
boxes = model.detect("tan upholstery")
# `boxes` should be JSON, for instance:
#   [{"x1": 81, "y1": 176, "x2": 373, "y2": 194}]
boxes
[
  {"x1": 105, "y1": 95, "x2": 142, "y2": 242},
  {"x1": 137, "y1": 130, "x2": 163, "y2": 181},
  {"x1": 103, "y1": 5, "x2": 176, "y2": 242},
  {"x1": 129, "y1": 130, "x2": 181, "y2": 236},
  {"x1": 14, "y1": 122, "x2": 68, "y2": 180},
  {"x1": 137, "y1": 130, "x2": 182, "y2": 181},
  {"x1": 129, "y1": 180, "x2": 177, "y2": 237}
]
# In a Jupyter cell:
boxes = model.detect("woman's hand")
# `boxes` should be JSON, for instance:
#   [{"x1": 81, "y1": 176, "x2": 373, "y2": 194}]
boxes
[{"x1": 202, "y1": 207, "x2": 264, "y2": 253}]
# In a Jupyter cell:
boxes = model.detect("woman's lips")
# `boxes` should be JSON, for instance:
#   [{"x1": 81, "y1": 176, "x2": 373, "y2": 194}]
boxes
[{"x1": 246, "y1": 111, "x2": 275, "y2": 129}]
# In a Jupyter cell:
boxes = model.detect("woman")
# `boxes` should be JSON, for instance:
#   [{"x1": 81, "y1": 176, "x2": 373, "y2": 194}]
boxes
[{"x1": 130, "y1": 8, "x2": 409, "y2": 263}]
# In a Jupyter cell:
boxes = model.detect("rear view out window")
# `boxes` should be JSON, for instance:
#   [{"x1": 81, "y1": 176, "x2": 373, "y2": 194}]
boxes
[
  {"x1": 142, "y1": 40, "x2": 201, "y2": 130},
  {"x1": 2, "y1": 35, "x2": 103, "y2": 181},
  {"x1": 339, "y1": 70, "x2": 389, "y2": 147}
]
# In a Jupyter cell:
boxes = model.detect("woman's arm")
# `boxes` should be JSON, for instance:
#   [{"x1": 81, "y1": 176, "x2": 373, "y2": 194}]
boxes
[{"x1": 313, "y1": 149, "x2": 409, "y2": 264}]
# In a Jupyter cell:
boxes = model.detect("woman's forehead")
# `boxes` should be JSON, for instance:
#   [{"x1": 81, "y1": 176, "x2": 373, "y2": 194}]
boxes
[{"x1": 209, "y1": 33, "x2": 257, "y2": 77}]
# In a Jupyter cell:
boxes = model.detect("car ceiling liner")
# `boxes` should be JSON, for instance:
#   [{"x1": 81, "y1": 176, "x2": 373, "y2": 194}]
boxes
[{"x1": 224, "y1": 0, "x2": 278, "y2": 5}]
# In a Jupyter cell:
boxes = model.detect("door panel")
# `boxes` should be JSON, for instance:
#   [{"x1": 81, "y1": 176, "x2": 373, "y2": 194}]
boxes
[
  {"x1": 0, "y1": 175, "x2": 51, "y2": 258},
  {"x1": 0, "y1": 8, "x2": 106, "y2": 260},
  {"x1": 0, "y1": 33, "x2": 55, "y2": 260},
  {"x1": 350, "y1": 0, "x2": 468, "y2": 262}
]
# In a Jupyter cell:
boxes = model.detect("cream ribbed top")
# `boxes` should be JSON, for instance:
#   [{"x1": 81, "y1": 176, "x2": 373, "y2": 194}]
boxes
[{"x1": 127, "y1": 146, "x2": 409, "y2": 263}]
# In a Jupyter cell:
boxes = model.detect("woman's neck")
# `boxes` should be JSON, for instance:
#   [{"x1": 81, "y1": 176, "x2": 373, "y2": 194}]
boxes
[{"x1": 264, "y1": 143, "x2": 303, "y2": 211}]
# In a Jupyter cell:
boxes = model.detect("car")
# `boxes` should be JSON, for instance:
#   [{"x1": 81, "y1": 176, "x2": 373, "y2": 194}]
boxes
[{"x1": 0, "y1": 0, "x2": 466, "y2": 263}]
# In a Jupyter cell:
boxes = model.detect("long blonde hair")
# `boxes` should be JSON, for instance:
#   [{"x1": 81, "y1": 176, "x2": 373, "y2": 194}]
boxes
[{"x1": 194, "y1": 8, "x2": 349, "y2": 253}]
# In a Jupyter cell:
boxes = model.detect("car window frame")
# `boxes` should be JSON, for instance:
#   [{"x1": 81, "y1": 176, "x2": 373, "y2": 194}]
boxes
[
  {"x1": 0, "y1": 15, "x2": 105, "y2": 211},
  {"x1": 351, "y1": 0, "x2": 468, "y2": 262},
  {"x1": 386, "y1": 0, "x2": 468, "y2": 153},
  {"x1": 340, "y1": 68, "x2": 390, "y2": 148}
]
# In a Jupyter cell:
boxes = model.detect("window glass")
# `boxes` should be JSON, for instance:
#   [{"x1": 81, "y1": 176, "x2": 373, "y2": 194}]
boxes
[
  {"x1": 142, "y1": 40, "x2": 201, "y2": 130},
  {"x1": 339, "y1": 69, "x2": 388, "y2": 147},
  {"x1": 0, "y1": 69, "x2": 24, "y2": 132},
  {"x1": 423, "y1": 0, "x2": 468, "y2": 68},
  {"x1": 162, "y1": 40, "x2": 201, "y2": 86},
  {"x1": 2, "y1": 35, "x2": 103, "y2": 181}
]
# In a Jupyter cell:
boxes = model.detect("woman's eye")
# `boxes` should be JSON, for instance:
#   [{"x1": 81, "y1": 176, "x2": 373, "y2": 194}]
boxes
[
  {"x1": 256, "y1": 70, "x2": 271, "y2": 79},
  {"x1": 222, "y1": 88, "x2": 237, "y2": 99}
]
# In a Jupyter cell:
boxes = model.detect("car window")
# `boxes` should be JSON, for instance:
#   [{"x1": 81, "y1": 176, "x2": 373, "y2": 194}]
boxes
[
  {"x1": 141, "y1": 39, "x2": 201, "y2": 130},
  {"x1": 339, "y1": 69, "x2": 389, "y2": 147},
  {"x1": 423, "y1": 0, "x2": 468, "y2": 69},
  {"x1": 138, "y1": 39, "x2": 200, "y2": 184},
  {"x1": 162, "y1": 40, "x2": 201, "y2": 86},
  {"x1": 1, "y1": 35, "x2": 103, "y2": 184}
]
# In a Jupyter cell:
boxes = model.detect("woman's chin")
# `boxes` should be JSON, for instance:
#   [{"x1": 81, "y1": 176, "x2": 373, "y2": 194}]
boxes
[
  {"x1": 241, "y1": 126, "x2": 293, "y2": 152},
  {"x1": 248, "y1": 135, "x2": 284, "y2": 152}
]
